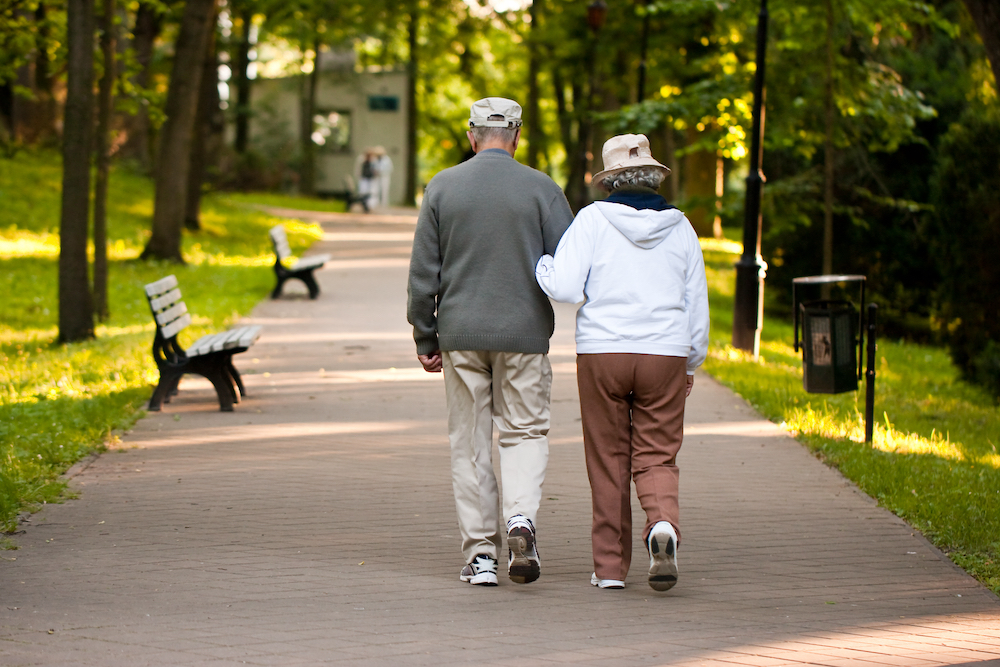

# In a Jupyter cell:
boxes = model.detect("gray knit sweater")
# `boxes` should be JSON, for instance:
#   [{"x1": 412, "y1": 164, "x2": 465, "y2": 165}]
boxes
[{"x1": 407, "y1": 149, "x2": 573, "y2": 355}]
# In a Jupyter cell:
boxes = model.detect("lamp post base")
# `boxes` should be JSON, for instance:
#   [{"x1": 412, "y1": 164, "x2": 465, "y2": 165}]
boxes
[{"x1": 732, "y1": 255, "x2": 767, "y2": 357}]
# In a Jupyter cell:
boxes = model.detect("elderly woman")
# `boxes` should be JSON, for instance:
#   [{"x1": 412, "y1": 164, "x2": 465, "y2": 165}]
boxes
[{"x1": 535, "y1": 134, "x2": 709, "y2": 591}]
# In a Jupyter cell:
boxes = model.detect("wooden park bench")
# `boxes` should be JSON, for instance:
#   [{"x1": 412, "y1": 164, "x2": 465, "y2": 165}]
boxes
[
  {"x1": 144, "y1": 275, "x2": 261, "y2": 412},
  {"x1": 269, "y1": 224, "x2": 332, "y2": 299},
  {"x1": 318, "y1": 175, "x2": 369, "y2": 213}
]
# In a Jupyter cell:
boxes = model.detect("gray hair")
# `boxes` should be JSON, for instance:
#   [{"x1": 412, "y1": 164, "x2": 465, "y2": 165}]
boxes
[
  {"x1": 601, "y1": 167, "x2": 665, "y2": 192},
  {"x1": 470, "y1": 126, "x2": 518, "y2": 147}
]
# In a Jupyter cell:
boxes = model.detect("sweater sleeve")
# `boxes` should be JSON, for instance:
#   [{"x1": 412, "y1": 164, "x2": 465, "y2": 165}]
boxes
[
  {"x1": 535, "y1": 210, "x2": 592, "y2": 304},
  {"x1": 541, "y1": 186, "x2": 574, "y2": 255},
  {"x1": 683, "y1": 221, "x2": 710, "y2": 373},
  {"x1": 406, "y1": 189, "x2": 442, "y2": 354}
]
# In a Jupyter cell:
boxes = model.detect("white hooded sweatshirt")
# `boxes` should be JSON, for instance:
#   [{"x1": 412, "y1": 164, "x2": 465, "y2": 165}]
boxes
[{"x1": 535, "y1": 199, "x2": 710, "y2": 374}]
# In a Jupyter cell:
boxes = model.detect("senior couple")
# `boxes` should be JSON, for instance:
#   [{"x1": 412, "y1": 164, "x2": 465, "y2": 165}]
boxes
[{"x1": 407, "y1": 97, "x2": 709, "y2": 591}]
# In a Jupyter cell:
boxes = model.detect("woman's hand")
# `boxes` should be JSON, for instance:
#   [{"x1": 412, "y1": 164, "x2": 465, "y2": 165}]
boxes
[{"x1": 686, "y1": 374, "x2": 694, "y2": 397}]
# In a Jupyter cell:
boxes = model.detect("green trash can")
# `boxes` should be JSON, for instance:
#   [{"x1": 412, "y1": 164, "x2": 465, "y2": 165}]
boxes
[
  {"x1": 793, "y1": 275, "x2": 866, "y2": 395},
  {"x1": 799, "y1": 300, "x2": 858, "y2": 394}
]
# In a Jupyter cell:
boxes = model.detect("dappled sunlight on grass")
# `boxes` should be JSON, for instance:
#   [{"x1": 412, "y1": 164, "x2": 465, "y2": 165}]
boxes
[
  {"x1": 700, "y1": 227, "x2": 1000, "y2": 594},
  {"x1": 0, "y1": 149, "x2": 327, "y2": 530},
  {"x1": 699, "y1": 237, "x2": 743, "y2": 255},
  {"x1": 221, "y1": 192, "x2": 348, "y2": 214}
]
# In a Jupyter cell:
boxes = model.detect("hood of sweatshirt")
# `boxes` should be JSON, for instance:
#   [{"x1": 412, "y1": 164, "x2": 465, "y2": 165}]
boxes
[{"x1": 593, "y1": 201, "x2": 686, "y2": 249}]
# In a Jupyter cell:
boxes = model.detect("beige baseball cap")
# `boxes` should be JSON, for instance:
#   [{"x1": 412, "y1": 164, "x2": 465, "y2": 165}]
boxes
[
  {"x1": 469, "y1": 97, "x2": 523, "y2": 129},
  {"x1": 592, "y1": 134, "x2": 670, "y2": 190}
]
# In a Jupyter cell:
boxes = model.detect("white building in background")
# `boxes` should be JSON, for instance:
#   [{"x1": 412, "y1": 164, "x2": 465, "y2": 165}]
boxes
[{"x1": 242, "y1": 51, "x2": 409, "y2": 206}]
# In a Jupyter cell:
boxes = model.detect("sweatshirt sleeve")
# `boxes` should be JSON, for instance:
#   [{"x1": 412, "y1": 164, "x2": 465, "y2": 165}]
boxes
[
  {"x1": 406, "y1": 188, "x2": 442, "y2": 355},
  {"x1": 683, "y1": 221, "x2": 711, "y2": 373},
  {"x1": 535, "y1": 210, "x2": 592, "y2": 304}
]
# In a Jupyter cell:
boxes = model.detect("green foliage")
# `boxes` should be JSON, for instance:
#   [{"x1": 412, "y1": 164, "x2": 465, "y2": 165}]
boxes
[
  {"x1": 929, "y1": 106, "x2": 1000, "y2": 395},
  {"x1": 701, "y1": 240, "x2": 1000, "y2": 596},
  {"x1": 0, "y1": 149, "x2": 325, "y2": 532}
]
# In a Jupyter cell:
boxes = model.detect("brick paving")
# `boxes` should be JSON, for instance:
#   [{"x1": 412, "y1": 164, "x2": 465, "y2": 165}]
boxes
[{"x1": 1, "y1": 208, "x2": 998, "y2": 666}]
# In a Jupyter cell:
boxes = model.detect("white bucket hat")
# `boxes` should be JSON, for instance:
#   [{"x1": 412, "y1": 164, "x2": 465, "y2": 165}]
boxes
[
  {"x1": 591, "y1": 134, "x2": 670, "y2": 191},
  {"x1": 469, "y1": 97, "x2": 523, "y2": 129}
]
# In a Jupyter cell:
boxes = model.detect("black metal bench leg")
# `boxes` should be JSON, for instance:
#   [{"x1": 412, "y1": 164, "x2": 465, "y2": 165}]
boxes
[
  {"x1": 204, "y1": 368, "x2": 236, "y2": 412},
  {"x1": 271, "y1": 274, "x2": 287, "y2": 299},
  {"x1": 220, "y1": 364, "x2": 240, "y2": 404},
  {"x1": 300, "y1": 270, "x2": 321, "y2": 299},
  {"x1": 149, "y1": 370, "x2": 180, "y2": 411},
  {"x1": 166, "y1": 374, "x2": 182, "y2": 402},
  {"x1": 228, "y1": 360, "x2": 247, "y2": 398}
]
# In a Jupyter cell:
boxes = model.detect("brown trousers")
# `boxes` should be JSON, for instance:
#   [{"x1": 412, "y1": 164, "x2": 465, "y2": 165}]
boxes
[{"x1": 577, "y1": 354, "x2": 687, "y2": 581}]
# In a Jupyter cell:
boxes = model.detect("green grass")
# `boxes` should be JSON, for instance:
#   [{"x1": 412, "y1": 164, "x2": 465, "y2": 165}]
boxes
[
  {"x1": 700, "y1": 238, "x2": 1000, "y2": 597},
  {"x1": 0, "y1": 150, "x2": 329, "y2": 532},
  {"x1": 2, "y1": 150, "x2": 997, "y2": 598},
  {"x1": 221, "y1": 191, "x2": 349, "y2": 213}
]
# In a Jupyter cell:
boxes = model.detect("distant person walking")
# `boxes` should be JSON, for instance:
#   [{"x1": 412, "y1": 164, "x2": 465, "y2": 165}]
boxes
[
  {"x1": 535, "y1": 134, "x2": 709, "y2": 591},
  {"x1": 408, "y1": 97, "x2": 573, "y2": 586},
  {"x1": 373, "y1": 147, "x2": 393, "y2": 207},
  {"x1": 355, "y1": 148, "x2": 379, "y2": 210}
]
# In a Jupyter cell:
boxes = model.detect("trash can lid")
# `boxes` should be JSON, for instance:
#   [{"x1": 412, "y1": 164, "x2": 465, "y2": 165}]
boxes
[{"x1": 792, "y1": 274, "x2": 866, "y2": 285}]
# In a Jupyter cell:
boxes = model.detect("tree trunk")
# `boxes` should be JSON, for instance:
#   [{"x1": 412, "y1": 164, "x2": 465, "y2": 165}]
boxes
[
  {"x1": 141, "y1": 0, "x2": 217, "y2": 262},
  {"x1": 233, "y1": 6, "x2": 253, "y2": 154},
  {"x1": 822, "y1": 0, "x2": 835, "y2": 276},
  {"x1": 963, "y1": 0, "x2": 1000, "y2": 86},
  {"x1": 684, "y1": 128, "x2": 717, "y2": 237},
  {"x1": 59, "y1": 0, "x2": 95, "y2": 342},
  {"x1": 185, "y1": 13, "x2": 219, "y2": 231},
  {"x1": 33, "y1": 2, "x2": 58, "y2": 143},
  {"x1": 526, "y1": 0, "x2": 543, "y2": 170},
  {"x1": 663, "y1": 124, "x2": 679, "y2": 202},
  {"x1": 403, "y1": 1, "x2": 419, "y2": 206},
  {"x1": 93, "y1": 0, "x2": 116, "y2": 321},
  {"x1": 120, "y1": 1, "x2": 161, "y2": 171},
  {"x1": 299, "y1": 38, "x2": 320, "y2": 196}
]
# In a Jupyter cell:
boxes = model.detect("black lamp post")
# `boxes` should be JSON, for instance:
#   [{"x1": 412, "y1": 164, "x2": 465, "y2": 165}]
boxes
[
  {"x1": 637, "y1": 0, "x2": 651, "y2": 102},
  {"x1": 573, "y1": 0, "x2": 608, "y2": 213},
  {"x1": 732, "y1": 0, "x2": 769, "y2": 357}
]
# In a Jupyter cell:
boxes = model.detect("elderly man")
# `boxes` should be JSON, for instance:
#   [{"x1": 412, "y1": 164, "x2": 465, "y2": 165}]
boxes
[{"x1": 407, "y1": 97, "x2": 573, "y2": 586}]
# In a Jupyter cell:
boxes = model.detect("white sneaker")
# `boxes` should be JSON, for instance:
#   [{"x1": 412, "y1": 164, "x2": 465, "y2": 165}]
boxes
[
  {"x1": 460, "y1": 554, "x2": 498, "y2": 586},
  {"x1": 590, "y1": 572, "x2": 625, "y2": 589},
  {"x1": 506, "y1": 515, "x2": 540, "y2": 584},
  {"x1": 647, "y1": 521, "x2": 678, "y2": 591}
]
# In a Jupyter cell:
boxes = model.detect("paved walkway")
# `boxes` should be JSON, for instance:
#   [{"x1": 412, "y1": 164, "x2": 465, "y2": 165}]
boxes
[{"x1": 2, "y1": 209, "x2": 999, "y2": 666}]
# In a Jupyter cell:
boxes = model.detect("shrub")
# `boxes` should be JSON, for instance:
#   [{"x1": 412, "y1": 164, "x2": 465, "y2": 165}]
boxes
[{"x1": 930, "y1": 107, "x2": 1000, "y2": 397}]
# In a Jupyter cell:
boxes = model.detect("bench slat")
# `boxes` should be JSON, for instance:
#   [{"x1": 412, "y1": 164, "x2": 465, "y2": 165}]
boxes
[
  {"x1": 145, "y1": 274, "x2": 178, "y2": 298},
  {"x1": 238, "y1": 325, "x2": 262, "y2": 348},
  {"x1": 291, "y1": 254, "x2": 330, "y2": 271},
  {"x1": 161, "y1": 312, "x2": 191, "y2": 339},
  {"x1": 187, "y1": 326, "x2": 260, "y2": 355},
  {"x1": 187, "y1": 332, "x2": 223, "y2": 357},
  {"x1": 214, "y1": 328, "x2": 245, "y2": 352},
  {"x1": 270, "y1": 226, "x2": 292, "y2": 260},
  {"x1": 149, "y1": 287, "x2": 182, "y2": 313},
  {"x1": 155, "y1": 301, "x2": 188, "y2": 327}
]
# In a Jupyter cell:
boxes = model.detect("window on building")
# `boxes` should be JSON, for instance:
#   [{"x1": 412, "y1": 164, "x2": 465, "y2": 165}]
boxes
[
  {"x1": 368, "y1": 95, "x2": 399, "y2": 111},
  {"x1": 312, "y1": 110, "x2": 351, "y2": 152}
]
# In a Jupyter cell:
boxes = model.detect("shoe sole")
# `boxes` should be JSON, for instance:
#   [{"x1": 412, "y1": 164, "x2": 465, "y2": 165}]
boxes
[
  {"x1": 648, "y1": 533, "x2": 678, "y2": 592},
  {"x1": 461, "y1": 572, "x2": 498, "y2": 586},
  {"x1": 590, "y1": 574, "x2": 625, "y2": 589},
  {"x1": 508, "y1": 527, "x2": 540, "y2": 584}
]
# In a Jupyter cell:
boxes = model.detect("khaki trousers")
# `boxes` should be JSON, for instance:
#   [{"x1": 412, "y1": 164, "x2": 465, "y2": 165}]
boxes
[
  {"x1": 443, "y1": 351, "x2": 552, "y2": 563},
  {"x1": 577, "y1": 354, "x2": 687, "y2": 581}
]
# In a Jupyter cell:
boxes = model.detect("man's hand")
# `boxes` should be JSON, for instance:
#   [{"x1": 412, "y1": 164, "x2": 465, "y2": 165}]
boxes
[
  {"x1": 418, "y1": 350, "x2": 443, "y2": 373},
  {"x1": 686, "y1": 374, "x2": 695, "y2": 397}
]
